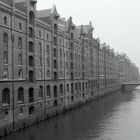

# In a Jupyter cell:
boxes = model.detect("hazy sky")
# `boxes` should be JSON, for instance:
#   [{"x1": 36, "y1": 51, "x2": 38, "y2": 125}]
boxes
[{"x1": 37, "y1": 0, "x2": 140, "y2": 69}]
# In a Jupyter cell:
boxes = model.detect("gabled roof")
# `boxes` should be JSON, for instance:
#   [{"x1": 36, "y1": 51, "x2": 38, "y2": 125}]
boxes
[
  {"x1": 37, "y1": 9, "x2": 52, "y2": 18},
  {"x1": 37, "y1": 4, "x2": 60, "y2": 18}
]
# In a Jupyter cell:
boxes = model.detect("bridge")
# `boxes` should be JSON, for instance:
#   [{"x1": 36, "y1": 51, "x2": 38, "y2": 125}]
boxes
[{"x1": 121, "y1": 81, "x2": 140, "y2": 91}]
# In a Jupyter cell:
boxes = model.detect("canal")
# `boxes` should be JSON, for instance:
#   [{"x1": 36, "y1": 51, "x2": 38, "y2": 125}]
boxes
[{"x1": 2, "y1": 87, "x2": 140, "y2": 140}]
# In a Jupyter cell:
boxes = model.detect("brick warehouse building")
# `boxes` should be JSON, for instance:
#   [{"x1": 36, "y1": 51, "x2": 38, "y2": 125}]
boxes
[{"x1": 0, "y1": 0, "x2": 139, "y2": 136}]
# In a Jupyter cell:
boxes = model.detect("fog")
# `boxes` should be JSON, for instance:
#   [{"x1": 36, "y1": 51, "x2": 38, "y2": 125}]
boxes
[{"x1": 37, "y1": 0, "x2": 140, "y2": 69}]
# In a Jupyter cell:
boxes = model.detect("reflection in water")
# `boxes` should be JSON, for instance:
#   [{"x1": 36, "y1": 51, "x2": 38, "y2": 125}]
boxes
[{"x1": 3, "y1": 87, "x2": 140, "y2": 140}]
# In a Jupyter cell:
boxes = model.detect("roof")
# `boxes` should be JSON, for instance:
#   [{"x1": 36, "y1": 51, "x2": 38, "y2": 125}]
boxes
[
  {"x1": 37, "y1": 4, "x2": 60, "y2": 18},
  {"x1": 37, "y1": 9, "x2": 52, "y2": 18}
]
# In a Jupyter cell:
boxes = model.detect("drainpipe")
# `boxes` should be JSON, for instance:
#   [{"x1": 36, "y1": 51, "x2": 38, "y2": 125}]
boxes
[{"x1": 11, "y1": 1, "x2": 15, "y2": 130}]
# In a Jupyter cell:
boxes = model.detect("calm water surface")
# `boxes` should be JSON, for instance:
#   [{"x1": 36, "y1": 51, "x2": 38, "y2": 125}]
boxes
[{"x1": 3, "y1": 87, "x2": 140, "y2": 140}]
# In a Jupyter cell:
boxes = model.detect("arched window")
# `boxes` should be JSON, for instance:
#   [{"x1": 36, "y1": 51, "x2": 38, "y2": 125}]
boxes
[
  {"x1": 47, "y1": 85, "x2": 51, "y2": 97},
  {"x1": 18, "y1": 37, "x2": 22, "y2": 49},
  {"x1": 60, "y1": 84, "x2": 63, "y2": 95},
  {"x1": 29, "y1": 11, "x2": 35, "y2": 25},
  {"x1": 19, "y1": 69, "x2": 23, "y2": 79},
  {"x1": 18, "y1": 87, "x2": 24, "y2": 104},
  {"x1": 3, "y1": 68, "x2": 8, "y2": 79},
  {"x1": 29, "y1": 56, "x2": 34, "y2": 67},
  {"x1": 2, "y1": 88, "x2": 10, "y2": 106},
  {"x1": 29, "y1": 88, "x2": 34, "y2": 103},
  {"x1": 39, "y1": 85, "x2": 43, "y2": 99},
  {"x1": 4, "y1": 16, "x2": 7, "y2": 26},
  {"x1": 54, "y1": 86, "x2": 57, "y2": 97}
]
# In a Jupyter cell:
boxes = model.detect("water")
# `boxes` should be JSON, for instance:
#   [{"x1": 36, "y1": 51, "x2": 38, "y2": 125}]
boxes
[{"x1": 2, "y1": 87, "x2": 140, "y2": 140}]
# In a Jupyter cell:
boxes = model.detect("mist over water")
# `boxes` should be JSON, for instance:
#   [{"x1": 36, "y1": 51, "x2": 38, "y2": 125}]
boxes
[{"x1": 2, "y1": 87, "x2": 140, "y2": 140}]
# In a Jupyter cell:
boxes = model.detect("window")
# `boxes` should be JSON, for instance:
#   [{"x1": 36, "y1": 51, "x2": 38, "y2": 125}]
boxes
[
  {"x1": 2, "y1": 88, "x2": 10, "y2": 106},
  {"x1": 39, "y1": 69, "x2": 42, "y2": 78},
  {"x1": 29, "y1": 42, "x2": 33, "y2": 52},
  {"x1": 39, "y1": 30, "x2": 41, "y2": 37},
  {"x1": 19, "y1": 69, "x2": 23, "y2": 79},
  {"x1": 54, "y1": 24, "x2": 58, "y2": 35},
  {"x1": 47, "y1": 70, "x2": 50, "y2": 78},
  {"x1": 3, "y1": 51, "x2": 8, "y2": 64},
  {"x1": 67, "y1": 84, "x2": 69, "y2": 92},
  {"x1": 46, "y1": 85, "x2": 51, "y2": 97},
  {"x1": 39, "y1": 43, "x2": 42, "y2": 53},
  {"x1": 39, "y1": 86, "x2": 43, "y2": 99},
  {"x1": 54, "y1": 48, "x2": 57, "y2": 57},
  {"x1": 29, "y1": 11, "x2": 35, "y2": 25},
  {"x1": 60, "y1": 84, "x2": 63, "y2": 95},
  {"x1": 18, "y1": 87, "x2": 24, "y2": 104},
  {"x1": 4, "y1": 16, "x2": 7, "y2": 26},
  {"x1": 54, "y1": 86, "x2": 57, "y2": 97},
  {"x1": 3, "y1": 68, "x2": 8, "y2": 79},
  {"x1": 29, "y1": 88, "x2": 34, "y2": 103},
  {"x1": 75, "y1": 83, "x2": 78, "y2": 91},
  {"x1": 71, "y1": 83, "x2": 74, "y2": 94},
  {"x1": 29, "y1": 71, "x2": 34, "y2": 82},
  {"x1": 71, "y1": 33, "x2": 74, "y2": 40},
  {"x1": 18, "y1": 54, "x2": 22, "y2": 65},
  {"x1": 46, "y1": 45, "x2": 49, "y2": 55},
  {"x1": 47, "y1": 58, "x2": 50, "y2": 67},
  {"x1": 54, "y1": 60, "x2": 57, "y2": 69},
  {"x1": 19, "y1": 22, "x2": 22, "y2": 30},
  {"x1": 54, "y1": 36, "x2": 57, "y2": 45},
  {"x1": 39, "y1": 56, "x2": 42, "y2": 66},
  {"x1": 29, "y1": 27, "x2": 33, "y2": 37},
  {"x1": 54, "y1": 100, "x2": 58, "y2": 107},
  {"x1": 82, "y1": 82, "x2": 84, "y2": 91},
  {"x1": 71, "y1": 72, "x2": 74, "y2": 80},
  {"x1": 46, "y1": 34, "x2": 49, "y2": 40},
  {"x1": 3, "y1": 33, "x2": 8, "y2": 45},
  {"x1": 29, "y1": 106, "x2": 34, "y2": 115},
  {"x1": 54, "y1": 72, "x2": 57, "y2": 81},
  {"x1": 18, "y1": 37, "x2": 22, "y2": 49},
  {"x1": 79, "y1": 82, "x2": 81, "y2": 91},
  {"x1": 29, "y1": 56, "x2": 33, "y2": 67}
]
